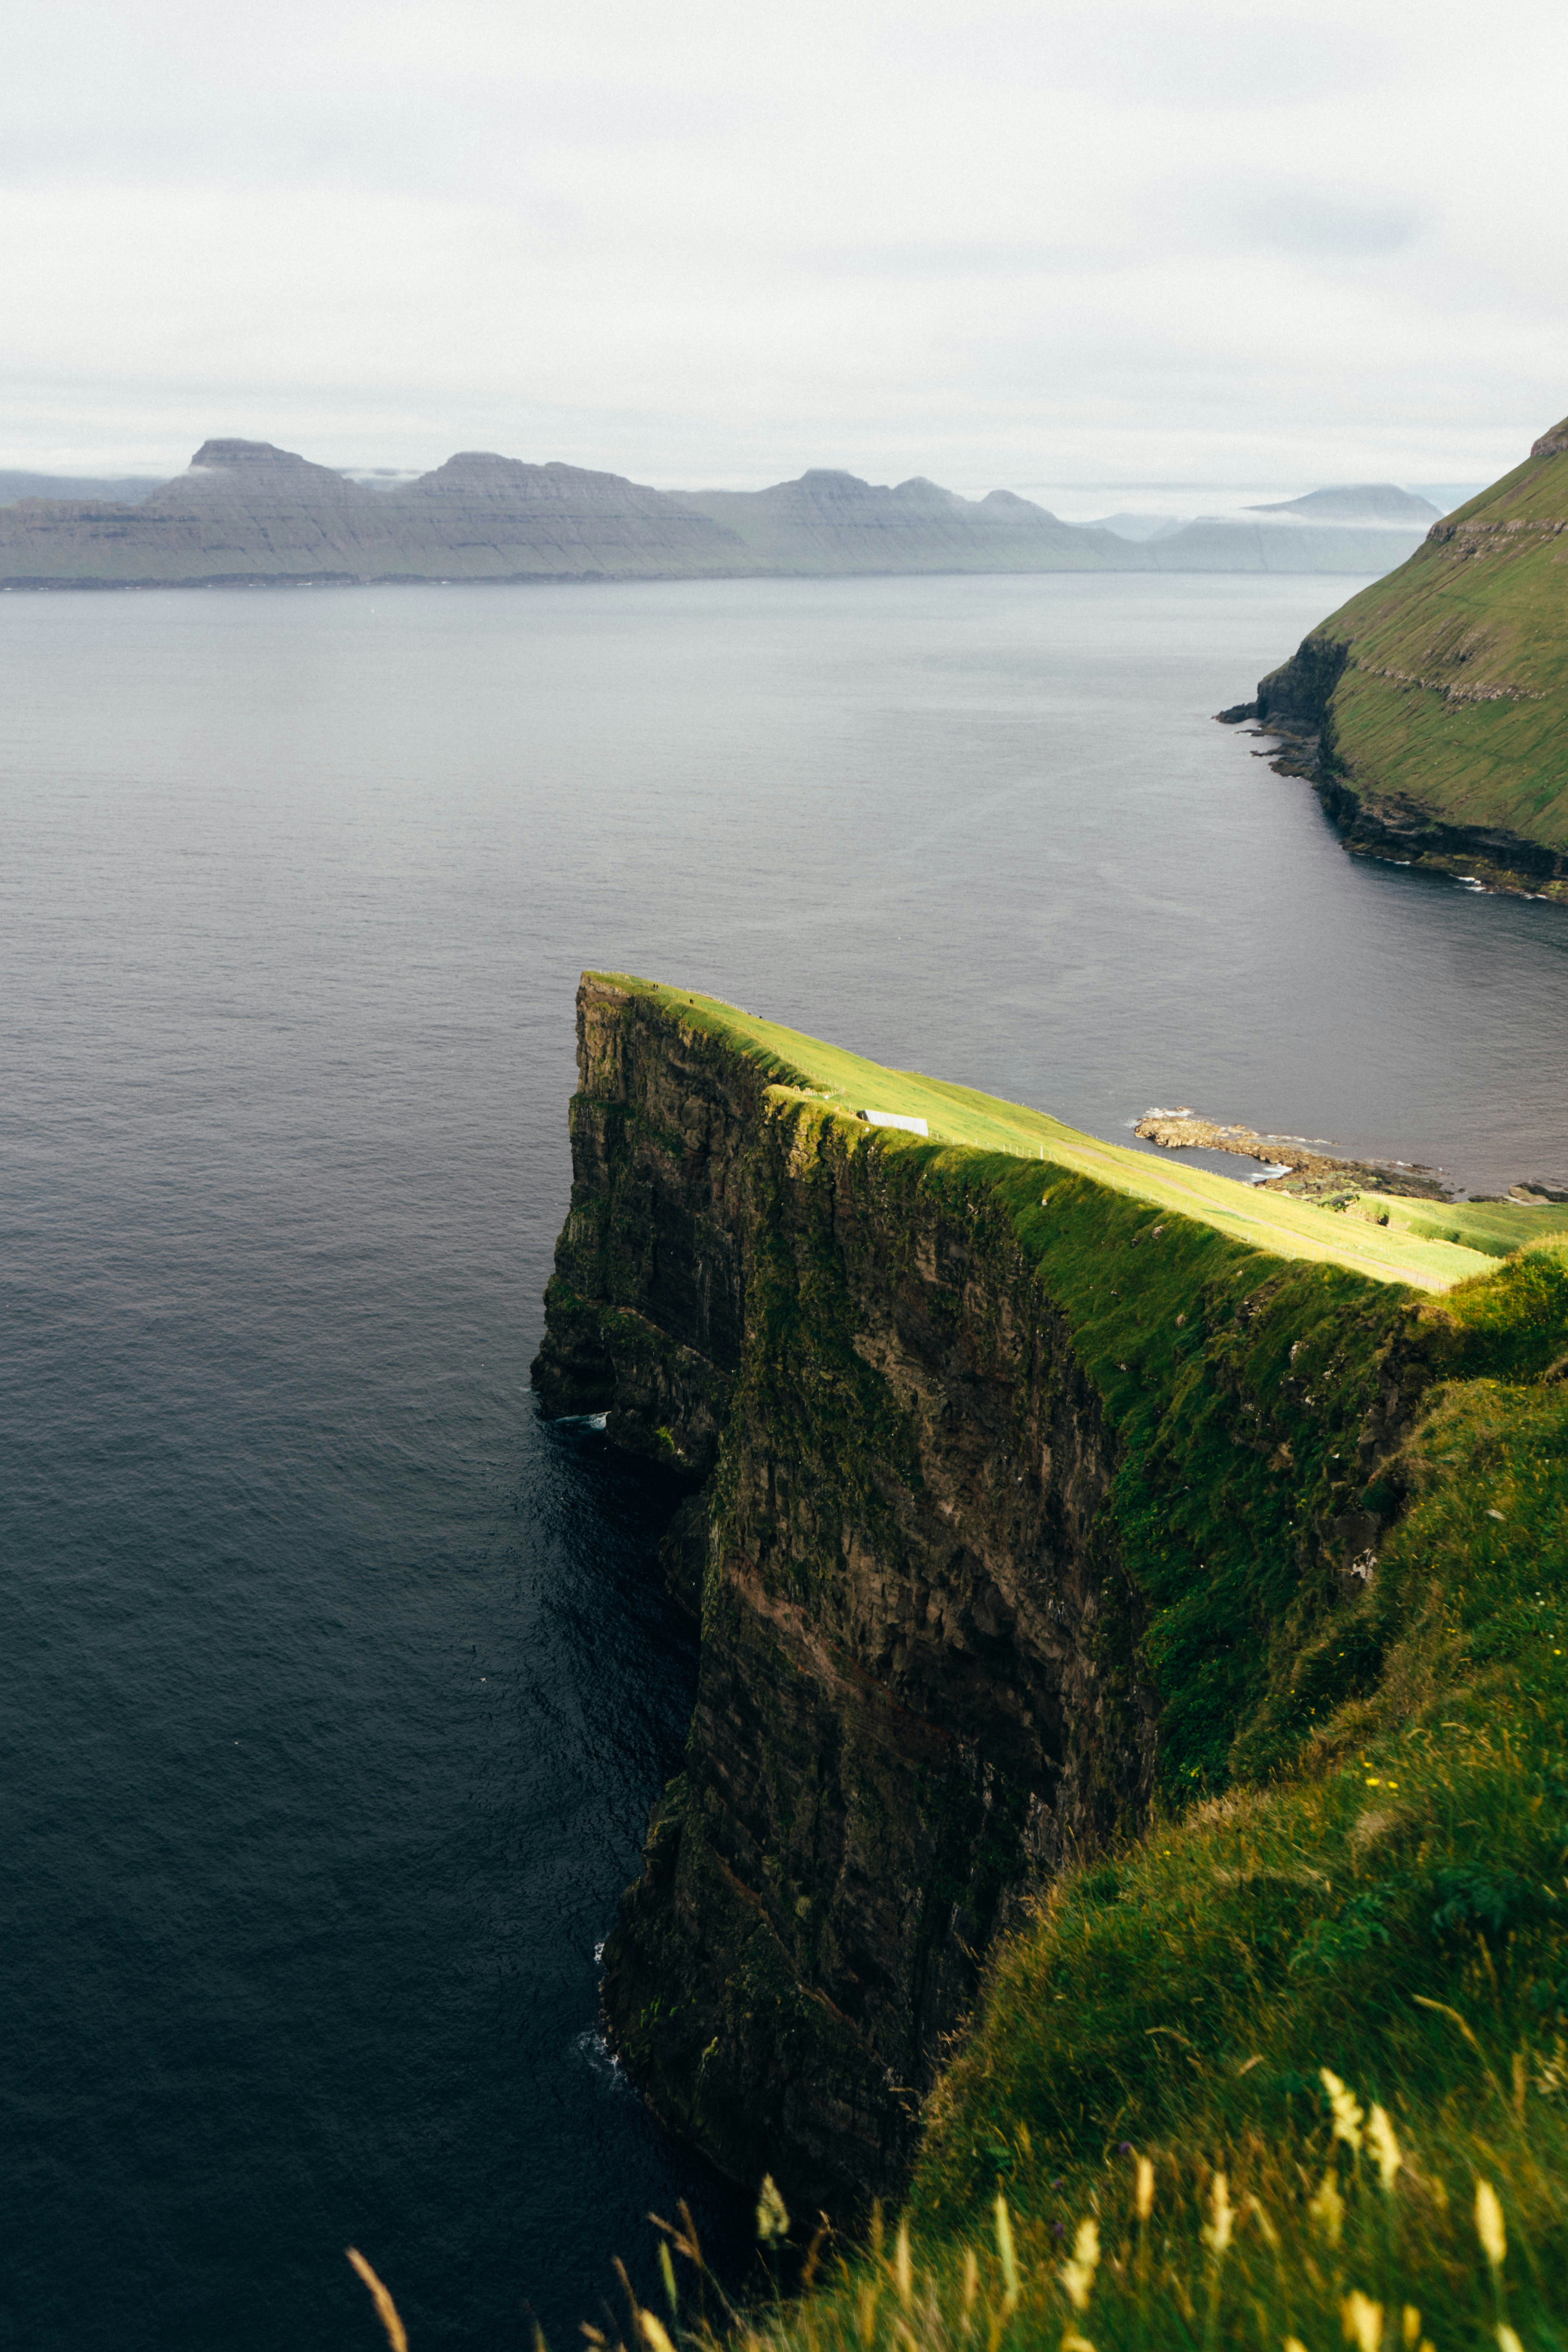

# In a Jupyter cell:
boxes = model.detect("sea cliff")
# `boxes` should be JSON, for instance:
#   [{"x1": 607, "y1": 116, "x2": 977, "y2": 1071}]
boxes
[
  {"x1": 530, "y1": 976, "x2": 1508, "y2": 2216},
  {"x1": 1226, "y1": 411, "x2": 1568, "y2": 898}
]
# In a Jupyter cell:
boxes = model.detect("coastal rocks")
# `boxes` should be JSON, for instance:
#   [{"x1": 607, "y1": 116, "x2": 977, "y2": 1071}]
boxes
[{"x1": 1133, "y1": 1111, "x2": 1449, "y2": 1201}]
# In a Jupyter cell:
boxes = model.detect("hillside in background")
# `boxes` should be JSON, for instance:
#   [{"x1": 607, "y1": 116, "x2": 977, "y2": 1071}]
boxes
[
  {"x1": 1236, "y1": 414, "x2": 1568, "y2": 895},
  {"x1": 0, "y1": 437, "x2": 1434, "y2": 585}
]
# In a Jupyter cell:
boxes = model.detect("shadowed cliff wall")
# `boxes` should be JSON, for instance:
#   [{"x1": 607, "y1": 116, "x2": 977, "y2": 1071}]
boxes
[{"x1": 531, "y1": 977, "x2": 1436, "y2": 2216}]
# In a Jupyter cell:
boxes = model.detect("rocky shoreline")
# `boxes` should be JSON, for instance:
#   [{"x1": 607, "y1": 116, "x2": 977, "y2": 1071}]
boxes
[
  {"x1": 1132, "y1": 1109, "x2": 1450, "y2": 1200},
  {"x1": 1216, "y1": 668, "x2": 1568, "y2": 906},
  {"x1": 1135, "y1": 1108, "x2": 1568, "y2": 1209}
]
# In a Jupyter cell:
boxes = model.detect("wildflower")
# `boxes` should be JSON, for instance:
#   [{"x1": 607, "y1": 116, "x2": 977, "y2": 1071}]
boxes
[
  {"x1": 1367, "y1": 2105, "x2": 1402, "y2": 2192},
  {"x1": 994, "y1": 2193, "x2": 1019, "y2": 2310},
  {"x1": 1059, "y1": 2218, "x2": 1100, "y2": 2311},
  {"x1": 1322, "y1": 2068, "x2": 1365, "y2": 2153},
  {"x1": 1285, "y1": 2340, "x2": 1310, "y2": 2352},
  {"x1": 1135, "y1": 2155, "x2": 1155, "y2": 2222},
  {"x1": 756, "y1": 2174, "x2": 791, "y2": 2245},
  {"x1": 1309, "y1": 2169, "x2": 1345, "y2": 2247},
  {"x1": 1497, "y1": 2331, "x2": 1524, "y2": 2352},
  {"x1": 1341, "y1": 2291, "x2": 1383, "y2": 2352},
  {"x1": 1401, "y1": 2312, "x2": 1420, "y2": 2349},
  {"x1": 1475, "y1": 2179, "x2": 1506, "y2": 2271},
  {"x1": 1203, "y1": 2172, "x2": 1234, "y2": 2256}
]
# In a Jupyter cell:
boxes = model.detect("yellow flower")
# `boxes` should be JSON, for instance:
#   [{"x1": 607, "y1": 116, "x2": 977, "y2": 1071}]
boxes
[
  {"x1": 1059, "y1": 2218, "x2": 1100, "y2": 2311},
  {"x1": 1368, "y1": 2104, "x2": 1402, "y2": 2192},
  {"x1": 1341, "y1": 2291, "x2": 1383, "y2": 2352},
  {"x1": 1321, "y1": 2068, "x2": 1365, "y2": 2153},
  {"x1": 1309, "y1": 2169, "x2": 1345, "y2": 2247},
  {"x1": 1203, "y1": 2171, "x2": 1234, "y2": 2256},
  {"x1": 1135, "y1": 2154, "x2": 1155, "y2": 2221}
]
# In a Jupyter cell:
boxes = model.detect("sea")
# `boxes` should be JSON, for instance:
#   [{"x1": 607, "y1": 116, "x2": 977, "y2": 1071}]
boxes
[{"x1": 2, "y1": 573, "x2": 1565, "y2": 2351}]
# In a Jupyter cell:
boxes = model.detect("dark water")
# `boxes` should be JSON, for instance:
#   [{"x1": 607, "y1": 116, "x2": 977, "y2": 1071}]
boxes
[{"x1": 2, "y1": 575, "x2": 1565, "y2": 2351}]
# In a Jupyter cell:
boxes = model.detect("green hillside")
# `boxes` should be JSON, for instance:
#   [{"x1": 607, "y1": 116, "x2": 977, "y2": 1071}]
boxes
[
  {"x1": 568, "y1": 985, "x2": 1568, "y2": 2351},
  {"x1": 612, "y1": 978, "x2": 1564, "y2": 1290},
  {"x1": 1250, "y1": 416, "x2": 1568, "y2": 896}
]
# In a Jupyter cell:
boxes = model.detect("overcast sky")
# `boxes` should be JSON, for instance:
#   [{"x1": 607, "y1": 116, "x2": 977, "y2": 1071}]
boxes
[{"x1": 4, "y1": 0, "x2": 1565, "y2": 501}]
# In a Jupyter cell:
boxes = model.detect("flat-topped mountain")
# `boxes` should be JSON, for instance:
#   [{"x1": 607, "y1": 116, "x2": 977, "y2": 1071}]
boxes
[
  {"x1": 1233, "y1": 411, "x2": 1568, "y2": 896},
  {"x1": 1141, "y1": 480, "x2": 1438, "y2": 574},
  {"x1": 0, "y1": 438, "x2": 746, "y2": 584},
  {"x1": 0, "y1": 437, "x2": 1439, "y2": 586},
  {"x1": 1249, "y1": 483, "x2": 1443, "y2": 525}
]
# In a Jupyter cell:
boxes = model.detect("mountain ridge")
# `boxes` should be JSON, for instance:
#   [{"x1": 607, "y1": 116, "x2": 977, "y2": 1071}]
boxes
[{"x1": 0, "y1": 436, "x2": 1434, "y2": 585}]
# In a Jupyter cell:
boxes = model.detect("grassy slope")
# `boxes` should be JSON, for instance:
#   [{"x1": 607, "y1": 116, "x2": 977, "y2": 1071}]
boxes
[
  {"x1": 603, "y1": 975, "x2": 1566, "y2": 1289},
  {"x1": 1296, "y1": 421, "x2": 1568, "y2": 856},
  {"x1": 589, "y1": 981, "x2": 1568, "y2": 2347}
]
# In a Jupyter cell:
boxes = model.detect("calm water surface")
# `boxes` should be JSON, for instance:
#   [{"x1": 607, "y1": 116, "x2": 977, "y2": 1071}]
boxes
[{"x1": 2, "y1": 575, "x2": 1565, "y2": 2350}]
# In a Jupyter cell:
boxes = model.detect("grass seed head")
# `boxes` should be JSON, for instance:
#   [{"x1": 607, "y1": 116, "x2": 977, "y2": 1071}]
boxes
[
  {"x1": 345, "y1": 2249, "x2": 409, "y2": 2352},
  {"x1": 993, "y1": 2195, "x2": 1019, "y2": 2310},
  {"x1": 757, "y1": 2176, "x2": 791, "y2": 2247},
  {"x1": 1058, "y1": 2218, "x2": 1100, "y2": 2310},
  {"x1": 1475, "y1": 2178, "x2": 1506, "y2": 2270},
  {"x1": 1134, "y1": 2156, "x2": 1154, "y2": 2222},
  {"x1": 1309, "y1": 2169, "x2": 1345, "y2": 2248}
]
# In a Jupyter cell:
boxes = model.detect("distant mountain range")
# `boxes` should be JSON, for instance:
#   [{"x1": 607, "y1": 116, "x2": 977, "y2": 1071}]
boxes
[{"x1": 0, "y1": 437, "x2": 1440, "y2": 587}]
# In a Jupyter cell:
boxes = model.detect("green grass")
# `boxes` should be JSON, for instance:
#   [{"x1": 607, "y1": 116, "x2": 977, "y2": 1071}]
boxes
[
  {"x1": 638, "y1": 1355, "x2": 1568, "y2": 2352},
  {"x1": 581, "y1": 978, "x2": 1568, "y2": 2347},
  {"x1": 597, "y1": 974, "x2": 1534, "y2": 1292},
  {"x1": 1275, "y1": 418, "x2": 1568, "y2": 862}
]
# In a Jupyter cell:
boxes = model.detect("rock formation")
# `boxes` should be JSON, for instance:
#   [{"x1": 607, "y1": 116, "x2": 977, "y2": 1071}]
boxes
[{"x1": 531, "y1": 976, "x2": 1437, "y2": 2216}]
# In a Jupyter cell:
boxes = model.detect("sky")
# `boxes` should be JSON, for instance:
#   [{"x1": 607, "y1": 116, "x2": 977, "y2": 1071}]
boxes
[{"x1": 3, "y1": 0, "x2": 1566, "y2": 502}]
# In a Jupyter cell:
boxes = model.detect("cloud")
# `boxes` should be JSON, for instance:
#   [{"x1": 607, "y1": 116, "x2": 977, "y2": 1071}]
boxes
[{"x1": 0, "y1": 0, "x2": 1563, "y2": 489}]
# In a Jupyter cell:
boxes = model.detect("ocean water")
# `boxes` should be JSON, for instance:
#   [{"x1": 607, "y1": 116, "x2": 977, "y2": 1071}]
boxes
[{"x1": 2, "y1": 574, "x2": 1565, "y2": 2351}]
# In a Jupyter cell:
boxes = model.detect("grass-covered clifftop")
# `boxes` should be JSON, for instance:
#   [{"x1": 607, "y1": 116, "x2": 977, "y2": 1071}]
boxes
[
  {"x1": 1243, "y1": 415, "x2": 1568, "y2": 897},
  {"x1": 534, "y1": 980, "x2": 1568, "y2": 2336}
]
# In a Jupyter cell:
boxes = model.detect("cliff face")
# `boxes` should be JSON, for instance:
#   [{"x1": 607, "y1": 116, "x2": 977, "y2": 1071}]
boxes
[
  {"x1": 534, "y1": 979, "x2": 1157, "y2": 2208},
  {"x1": 534, "y1": 978, "x2": 1439, "y2": 2218},
  {"x1": 1226, "y1": 413, "x2": 1568, "y2": 897}
]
